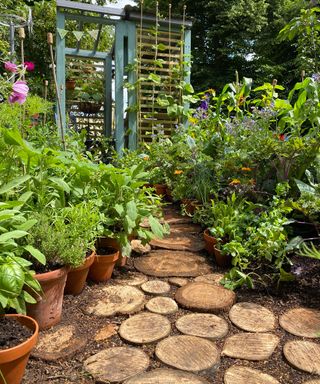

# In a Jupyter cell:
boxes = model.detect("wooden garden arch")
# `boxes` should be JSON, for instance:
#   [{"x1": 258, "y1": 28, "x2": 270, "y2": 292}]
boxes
[{"x1": 56, "y1": 0, "x2": 191, "y2": 153}]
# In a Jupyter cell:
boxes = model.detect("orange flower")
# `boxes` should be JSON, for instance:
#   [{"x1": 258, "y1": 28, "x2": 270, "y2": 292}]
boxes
[
  {"x1": 174, "y1": 170, "x2": 183, "y2": 175},
  {"x1": 143, "y1": 156, "x2": 149, "y2": 160},
  {"x1": 241, "y1": 167, "x2": 252, "y2": 172},
  {"x1": 229, "y1": 178, "x2": 241, "y2": 185}
]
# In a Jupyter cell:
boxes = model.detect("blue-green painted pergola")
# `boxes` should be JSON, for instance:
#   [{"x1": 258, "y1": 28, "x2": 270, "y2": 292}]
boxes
[{"x1": 56, "y1": 0, "x2": 192, "y2": 152}]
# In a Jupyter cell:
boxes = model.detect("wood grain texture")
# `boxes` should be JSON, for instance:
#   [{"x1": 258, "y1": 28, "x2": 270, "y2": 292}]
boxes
[
  {"x1": 85, "y1": 286, "x2": 145, "y2": 316},
  {"x1": 169, "y1": 277, "x2": 189, "y2": 287},
  {"x1": 229, "y1": 302, "x2": 276, "y2": 332},
  {"x1": 155, "y1": 335, "x2": 220, "y2": 372},
  {"x1": 224, "y1": 366, "x2": 280, "y2": 384},
  {"x1": 194, "y1": 273, "x2": 224, "y2": 285},
  {"x1": 280, "y1": 308, "x2": 320, "y2": 338},
  {"x1": 176, "y1": 313, "x2": 229, "y2": 340},
  {"x1": 124, "y1": 368, "x2": 210, "y2": 383},
  {"x1": 302, "y1": 381, "x2": 320, "y2": 384},
  {"x1": 222, "y1": 333, "x2": 279, "y2": 361},
  {"x1": 175, "y1": 282, "x2": 236, "y2": 313},
  {"x1": 169, "y1": 223, "x2": 202, "y2": 234},
  {"x1": 141, "y1": 280, "x2": 171, "y2": 295},
  {"x1": 134, "y1": 251, "x2": 212, "y2": 277},
  {"x1": 150, "y1": 233, "x2": 205, "y2": 252},
  {"x1": 119, "y1": 312, "x2": 171, "y2": 344},
  {"x1": 115, "y1": 272, "x2": 148, "y2": 286},
  {"x1": 84, "y1": 347, "x2": 149, "y2": 383},
  {"x1": 284, "y1": 340, "x2": 320, "y2": 374},
  {"x1": 146, "y1": 297, "x2": 178, "y2": 315}
]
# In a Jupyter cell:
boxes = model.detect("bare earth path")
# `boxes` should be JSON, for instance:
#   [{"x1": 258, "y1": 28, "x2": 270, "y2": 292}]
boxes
[{"x1": 24, "y1": 206, "x2": 320, "y2": 384}]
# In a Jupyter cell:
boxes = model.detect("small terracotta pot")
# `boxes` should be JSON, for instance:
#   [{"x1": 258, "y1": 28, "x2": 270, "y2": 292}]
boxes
[
  {"x1": 66, "y1": 79, "x2": 76, "y2": 90},
  {"x1": 213, "y1": 245, "x2": 232, "y2": 268},
  {"x1": 203, "y1": 229, "x2": 218, "y2": 256},
  {"x1": 0, "y1": 314, "x2": 39, "y2": 384},
  {"x1": 26, "y1": 266, "x2": 68, "y2": 330},
  {"x1": 88, "y1": 246, "x2": 119, "y2": 282},
  {"x1": 64, "y1": 251, "x2": 96, "y2": 295},
  {"x1": 97, "y1": 236, "x2": 133, "y2": 267},
  {"x1": 154, "y1": 183, "x2": 167, "y2": 197}
]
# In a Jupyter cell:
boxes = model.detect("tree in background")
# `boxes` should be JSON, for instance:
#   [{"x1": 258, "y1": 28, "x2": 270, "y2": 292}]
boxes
[{"x1": 138, "y1": 0, "x2": 309, "y2": 90}]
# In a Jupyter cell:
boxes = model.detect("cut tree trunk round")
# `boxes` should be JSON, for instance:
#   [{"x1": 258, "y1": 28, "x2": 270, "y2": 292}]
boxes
[
  {"x1": 194, "y1": 273, "x2": 224, "y2": 285},
  {"x1": 175, "y1": 282, "x2": 236, "y2": 313},
  {"x1": 119, "y1": 312, "x2": 171, "y2": 344},
  {"x1": 229, "y1": 302, "x2": 276, "y2": 332},
  {"x1": 141, "y1": 280, "x2": 171, "y2": 295},
  {"x1": 222, "y1": 333, "x2": 279, "y2": 361},
  {"x1": 284, "y1": 340, "x2": 320, "y2": 374},
  {"x1": 150, "y1": 233, "x2": 205, "y2": 252},
  {"x1": 155, "y1": 335, "x2": 220, "y2": 372},
  {"x1": 145, "y1": 297, "x2": 178, "y2": 315},
  {"x1": 279, "y1": 307, "x2": 320, "y2": 338},
  {"x1": 224, "y1": 366, "x2": 280, "y2": 384},
  {"x1": 175, "y1": 313, "x2": 229, "y2": 340}
]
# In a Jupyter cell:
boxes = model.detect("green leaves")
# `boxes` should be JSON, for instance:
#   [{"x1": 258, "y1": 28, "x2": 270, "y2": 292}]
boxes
[
  {"x1": 0, "y1": 175, "x2": 32, "y2": 195},
  {"x1": 24, "y1": 245, "x2": 46, "y2": 265}
]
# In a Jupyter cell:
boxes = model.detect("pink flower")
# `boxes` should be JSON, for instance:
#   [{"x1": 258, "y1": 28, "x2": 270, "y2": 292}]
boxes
[
  {"x1": 4, "y1": 61, "x2": 18, "y2": 73},
  {"x1": 8, "y1": 81, "x2": 29, "y2": 105},
  {"x1": 24, "y1": 61, "x2": 35, "y2": 72}
]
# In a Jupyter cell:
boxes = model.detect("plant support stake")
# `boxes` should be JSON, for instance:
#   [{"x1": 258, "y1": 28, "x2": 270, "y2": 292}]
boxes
[{"x1": 47, "y1": 32, "x2": 66, "y2": 150}]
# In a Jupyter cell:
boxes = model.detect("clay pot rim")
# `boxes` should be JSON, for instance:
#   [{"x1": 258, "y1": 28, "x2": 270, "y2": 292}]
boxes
[
  {"x1": 68, "y1": 250, "x2": 96, "y2": 273},
  {"x1": 95, "y1": 247, "x2": 119, "y2": 260},
  {"x1": 204, "y1": 228, "x2": 218, "y2": 242},
  {"x1": 34, "y1": 265, "x2": 69, "y2": 281},
  {"x1": 0, "y1": 314, "x2": 39, "y2": 363}
]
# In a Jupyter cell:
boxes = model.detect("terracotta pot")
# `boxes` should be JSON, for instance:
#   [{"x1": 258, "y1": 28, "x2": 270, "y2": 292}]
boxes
[
  {"x1": 96, "y1": 236, "x2": 132, "y2": 267},
  {"x1": 66, "y1": 79, "x2": 76, "y2": 90},
  {"x1": 165, "y1": 186, "x2": 173, "y2": 202},
  {"x1": 213, "y1": 245, "x2": 232, "y2": 268},
  {"x1": 26, "y1": 266, "x2": 68, "y2": 330},
  {"x1": 64, "y1": 251, "x2": 96, "y2": 295},
  {"x1": 0, "y1": 314, "x2": 39, "y2": 384},
  {"x1": 203, "y1": 229, "x2": 218, "y2": 255},
  {"x1": 88, "y1": 246, "x2": 119, "y2": 282},
  {"x1": 154, "y1": 183, "x2": 167, "y2": 197}
]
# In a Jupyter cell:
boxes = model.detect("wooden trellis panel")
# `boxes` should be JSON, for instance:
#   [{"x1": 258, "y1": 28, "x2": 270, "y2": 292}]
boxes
[{"x1": 137, "y1": 28, "x2": 183, "y2": 142}]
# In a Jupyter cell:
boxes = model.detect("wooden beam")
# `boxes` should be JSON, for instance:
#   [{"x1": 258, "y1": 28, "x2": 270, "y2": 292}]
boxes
[
  {"x1": 65, "y1": 48, "x2": 109, "y2": 59},
  {"x1": 56, "y1": 10, "x2": 66, "y2": 134},
  {"x1": 64, "y1": 12, "x2": 117, "y2": 26},
  {"x1": 57, "y1": 0, "x2": 125, "y2": 17},
  {"x1": 104, "y1": 56, "x2": 112, "y2": 137}
]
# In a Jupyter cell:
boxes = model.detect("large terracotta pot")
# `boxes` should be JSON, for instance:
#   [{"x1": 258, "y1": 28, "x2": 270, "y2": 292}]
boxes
[
  {"x1": 64, "y1": 251, "x2": 96, "y2": 295},
  {"x1": 0, "y1": 314, "x2": 39, "y2": 384},
  {"x1": 203, "y1": 229, "x2": 218, "y2": 256},
  {"x1": 26, "y1": 266, "x2": 68, "y2": 330},
  {"x1": 88, "y1": 246, "x2": 119, "y2": 282},
  {"x1": 213, "y1": 245, "x2": 232, "y2": 268}
]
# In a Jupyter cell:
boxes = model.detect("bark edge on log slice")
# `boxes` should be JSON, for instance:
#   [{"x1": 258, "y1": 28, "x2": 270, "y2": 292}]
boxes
[{"x1": 175, "y1": 282, "x2": 236, "y2": 313}]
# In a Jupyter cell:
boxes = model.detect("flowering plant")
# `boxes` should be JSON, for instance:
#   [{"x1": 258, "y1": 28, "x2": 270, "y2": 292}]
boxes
[{"x1": 0, "y1": 60, "x2": 30, "y2": 105}]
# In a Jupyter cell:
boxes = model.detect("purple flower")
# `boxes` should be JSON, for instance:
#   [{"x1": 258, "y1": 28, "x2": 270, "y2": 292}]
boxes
[
  {"x1": 4, "y1": 61, "x2": 18, "y2": 73},
  {"x1": 312, "y1": 73, "x2": 320, "y2": 82},
  {"x1": 24, "y1": 61, "x2": 35, "y2": 72},
  {"x1": 8, "y1": 81, "x2": 29, "y2": 105},
  {"x1": 199, "y1": 99, "x2": 209, "y2": 110}
]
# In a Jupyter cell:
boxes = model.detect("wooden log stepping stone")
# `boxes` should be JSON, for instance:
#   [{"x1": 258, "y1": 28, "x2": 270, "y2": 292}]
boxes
[
  {"x1": 222, "y1": 333, "x2": 279, "y2": 361},
  {"x1": 85, "y1": 286, "x2": 145, "y2": 317},
  {"x1": 134, "y1": 250, "x2": 212, "y2": 277},
  {"x1": 146, "y1": 297, "x2": 178, "y2": 315},
  {"x1": 170, "y1": 223, "x2": 202, "y2": 234},
  {"x1": 169, "y1": 277, "x2": 189, "y2": 287},
  {"x1": 155, "y1": 335, "x2": 220, "y2": 372},
  {"x1": 115, "y1": 272, "x2": 148, "y2": 286},
  {"x1": 284, "y1": 340, "x2": 320, "y2": 374},
  {"x1": 84, "y1": 346, "x2": 149, "y2": 383},
  {"x1": 176, "y1": 313, "x2": 229, "y2": 340},
  {"x1": 279, "y1": 307, "x2": 320, "y2": 338},
  {"x1": 94, "y1": 324, "x2": 118, "y2": 341},
  {"x1": 119, "y1": 312, "x2": 171, "y2": 344},
  {"x1": 194, "y1": 273, "x2": 224, "y2": 285},
  {"x1": 164, "y1": 210, "x2": 192, "y2": 225},
  {"x1": 32, "y1": 325, "x2": 86, "y2": 361},
  {"x1": 141, "y1": 280, "x2": 171, "y2": 295},
  {"x1": 150, "y1": 233, "x2": 205, "y2": 252},
  {"x1": 175, "y1": 282, "x2": 236, "y2": 313},
  {"x1": 229, "y1": 302, "x2": 276, "y2": 332},
  {"x1": 124, "y1": 368, "x2": 210, "y2": 383},
  {"x1": 302, "y1": 381, "x2": 320, "y2": 384},
  {"x1": 224, "y1": 366, "x2": 280, "y2": 384}
]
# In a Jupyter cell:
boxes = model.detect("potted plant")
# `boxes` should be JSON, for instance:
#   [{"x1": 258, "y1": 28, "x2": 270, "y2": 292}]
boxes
[
  {"x1": 78, "y1": 79, "x2": 104, "y2": 114},
  {"x1": 0, "y1": 202, "x2": 44, "y2": 384},
  {"x1": 26, "y1": 203, "x2": 102, "y2": 328}
]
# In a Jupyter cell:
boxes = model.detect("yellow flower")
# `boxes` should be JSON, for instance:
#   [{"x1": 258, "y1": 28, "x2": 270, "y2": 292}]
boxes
[
  {"x1": 229, "y1": 178, "x2": 241, "y2": 185},
  {"x1": 174, "y1": 170, "x2": 183, "y2": 175},
  {"x1": 241, "y1": 167, "x2": 252, "y2": 172},
  {"x1": 188, "y1": 117, "x2": 198, "y2": 125},
  {"x1": 143, "y1": 156, "x2": 149, "y2": 161}
]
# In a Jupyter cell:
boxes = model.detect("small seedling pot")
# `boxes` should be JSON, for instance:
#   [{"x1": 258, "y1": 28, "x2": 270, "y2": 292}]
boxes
[
  {"x1": 88, "y1": 246, "x2": 119, "y2": 282},
  {"x1": 203, "y1": 229, "x2": 218, "y2": 255}
]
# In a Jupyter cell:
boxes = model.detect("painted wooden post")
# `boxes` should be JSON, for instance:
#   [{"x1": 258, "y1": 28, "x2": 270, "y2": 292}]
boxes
[
  {"x1": 56, "y1": 10, "x2": 66, "y2": 134},
  {"x1": 127, "y1": 22, "x2": 137, "y2": 150},
  {"x1": 104, "y1": 55, "x2": 112, "y2": 137},
  {"x1": 115, "y1": 22, "x2": 125, "y2": 154}
]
